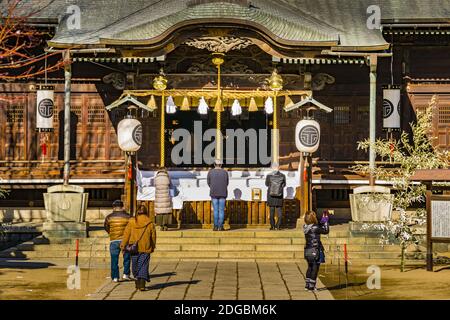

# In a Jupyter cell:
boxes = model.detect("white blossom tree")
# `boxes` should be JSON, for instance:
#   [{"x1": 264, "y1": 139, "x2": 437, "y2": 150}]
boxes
[{"x1": 353, "y1": 95, "x2": 449, "y2": 271}]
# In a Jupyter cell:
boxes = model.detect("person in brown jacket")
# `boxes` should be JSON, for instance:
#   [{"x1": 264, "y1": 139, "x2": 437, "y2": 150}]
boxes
[
  {"x1": 104, "y1": 200, "x2": 131, "y2": 282},
  {"x1": 120, "y1": 205, "x2": 156, "y2": 291}
]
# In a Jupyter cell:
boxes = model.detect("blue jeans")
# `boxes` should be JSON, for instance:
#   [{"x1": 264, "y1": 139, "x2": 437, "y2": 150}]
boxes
[
  {"x1": 212, "y1": 197, "x2": 226, "y2": 228},
  {"x1": 109, "y1": 240, "x2": 130, "y2": 280}
]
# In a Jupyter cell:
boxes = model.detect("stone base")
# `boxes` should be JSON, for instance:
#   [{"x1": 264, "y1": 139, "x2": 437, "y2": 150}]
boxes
[
  {"x1": 349, "y1": 221, "x2": 384, "y2": 237},
  {"x1": 42, "y1": 221, "x2": 89, "y2": 239}
]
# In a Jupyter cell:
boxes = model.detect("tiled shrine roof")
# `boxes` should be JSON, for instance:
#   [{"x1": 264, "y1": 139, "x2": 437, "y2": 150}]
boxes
[{"x1": 6, "y1": 0, "x2": 450, "y2": 51}]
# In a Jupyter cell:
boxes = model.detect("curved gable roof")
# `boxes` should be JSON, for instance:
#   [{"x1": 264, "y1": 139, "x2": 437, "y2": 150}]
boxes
[{"x1": 8, "y1": 0, "x2": 450, "y2": 51}]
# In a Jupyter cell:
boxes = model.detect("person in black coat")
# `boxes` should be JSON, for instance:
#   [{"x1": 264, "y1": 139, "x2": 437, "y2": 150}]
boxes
[
  {"x1": 303, "y1": 210, "x2": 330, "y2": 291},
  {"x1": 265, "y1": 163, "x2": 286, "y2": 230}
]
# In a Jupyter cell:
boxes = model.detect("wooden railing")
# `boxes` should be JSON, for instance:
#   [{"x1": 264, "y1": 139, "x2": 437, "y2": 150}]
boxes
[{"x1": 0, "y1": 160, "x2": 126, "y2": 180}]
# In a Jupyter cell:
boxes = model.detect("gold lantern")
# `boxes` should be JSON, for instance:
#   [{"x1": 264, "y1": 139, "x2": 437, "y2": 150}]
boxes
[
  {"x1": 267, "y1": 69, "x2": 283, "y2": 91},
  {"x1": 153, "y1": 70, "x2": 168, "y2": 91}
]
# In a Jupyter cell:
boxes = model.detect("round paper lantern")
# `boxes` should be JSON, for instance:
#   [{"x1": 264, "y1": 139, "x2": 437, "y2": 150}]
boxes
[
  {"x1": 117, "y1": 118, "x2": 142, "y2": 152},
  {"x1": 295, "y1": 119, "x2": 321, "y2": 153},
  {"x1": 383, "y1": 89, "x2": 401, "y2": 129},
  {"x1": 36, "y1": 87, "x2": 54, "y2": 131}
]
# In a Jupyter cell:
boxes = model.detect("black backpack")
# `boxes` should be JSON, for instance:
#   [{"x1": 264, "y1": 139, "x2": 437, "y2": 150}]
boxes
[{"x1": 269, "y1": 173, "x2": 284, "y2": 197}]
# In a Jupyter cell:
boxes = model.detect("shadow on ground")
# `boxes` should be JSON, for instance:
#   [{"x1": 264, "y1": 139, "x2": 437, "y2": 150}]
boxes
[
  {"x1": 147, "y1": 280, "x2": 201, "y2": 290},
  {"x1": 0, "y1": 259, "x2": 55, "y2": 270},
  {"x1": 151, "y1": 272, "x2": 176, "y2": 278}
]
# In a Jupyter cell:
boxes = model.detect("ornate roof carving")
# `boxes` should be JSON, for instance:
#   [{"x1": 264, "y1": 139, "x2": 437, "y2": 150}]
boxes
[{"x1": 184, "y1": 36, "x2": 253, "y2": 53}]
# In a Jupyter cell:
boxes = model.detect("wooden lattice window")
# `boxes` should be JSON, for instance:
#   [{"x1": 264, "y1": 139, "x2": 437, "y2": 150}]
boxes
[
  {"x1": 438, "y1": 105, "x2": 450, "y2": 124},
  {"x1": 334, "y1": 106, "x2": 351, "y2": 124},
  {"x1": 315, "y1": 111, "x2": 331, "y2": 123},
  {"x1": 6, "y1": 105, "x2": 24, "y2": 123},
  {"x1": 87, "y1": 105, "x2": 106, "y2": 123},
  {"x1": 53, "y1": 103, "x2": 59, "y2": 124},
  {"x1": 357, "y1": 105, "x2": 369, "y2": 121},
  {"x1": 71, "y1": 105, "x2": 82, "y2": 118}
]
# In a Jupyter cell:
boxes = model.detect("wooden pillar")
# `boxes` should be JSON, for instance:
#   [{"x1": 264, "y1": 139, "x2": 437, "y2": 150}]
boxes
[
  {"x1": 426, "y1": 184, "x2": 433, "y2": 271},
  {"x1": 297, "y1": 153, "x2": 311, "y2": 227},
  {"x1": 160, "y1": 92, "x2": 165, "y2": 168},
  {"x1": 272, "y1": 93, "x2": 279, "y2": 164},
  {"x1": 124, "y1": 153, "x2": 137, "y2": 216},
  {"x1": 307, "y1": 155, "x2": 313, "y2": 211},
  {"x1": 63, "y1": 51, "x2": 72, "y2": 185},
  {"x1": 216, "y1": 108, "x2": 222, "y2": 161},
  {"x1": 369, "y1": 54, "x2": 378, "y2": 186}
]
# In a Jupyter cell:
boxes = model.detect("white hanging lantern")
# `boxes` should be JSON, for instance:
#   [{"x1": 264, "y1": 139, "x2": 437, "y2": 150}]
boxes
[
  {"x1": 198, "y1": 97, "x2": 209, "y2": 115},
  {"x1": 383, "y1": 89, "x2": 401, "y2": 129},
  {"x1": 295, "y1": 119, "x2": 321, "y2": 153},
  {"x1": 117, "y1": 117, "x2": 142, "y2": 152},
  {"x1": 264, "y1": 96, "x2": 274, "y2": 114},
  {"x1": 166, "y1": 96, "x2": 177, "y2": 114},
  {"x1": 36, "y1": 86, "x2": 54, "y2": 131},
  {"x1": 231, "y1": 99, "x2": 242, "y2": 116}
]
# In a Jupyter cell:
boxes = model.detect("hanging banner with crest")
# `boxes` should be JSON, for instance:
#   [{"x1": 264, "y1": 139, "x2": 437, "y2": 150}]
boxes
[
  {"x1": 36, "y1": 85, "x2": 55, "y2": 131},
  {"x1": 383, "y1": 88, "x2": 401, "y2": 129}
]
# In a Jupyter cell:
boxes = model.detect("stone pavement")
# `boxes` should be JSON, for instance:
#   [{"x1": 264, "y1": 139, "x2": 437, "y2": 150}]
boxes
[{"x1": 88, "y1": 260, "x2": 334, "y2": 300}]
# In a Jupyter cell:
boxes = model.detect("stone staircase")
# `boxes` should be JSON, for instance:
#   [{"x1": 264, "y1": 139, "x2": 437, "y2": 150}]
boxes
[{"x1": 0, "y1": 224, "x2": 426, "y2": 266}]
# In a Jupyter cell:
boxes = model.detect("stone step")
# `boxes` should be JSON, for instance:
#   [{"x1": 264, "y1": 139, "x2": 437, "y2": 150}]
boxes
[
  {"x1": 32, "y1": 235, "x2": 384, "y2": 246},
  {"x1": 0, "y1": 247, "x2": 405, "y2": 260},
  {"x1": 38, "y1": 229, "x2": 352, "y2": 240},
  {"x1": 13, "y1": 241, "x2": 401, "y2": 254}
]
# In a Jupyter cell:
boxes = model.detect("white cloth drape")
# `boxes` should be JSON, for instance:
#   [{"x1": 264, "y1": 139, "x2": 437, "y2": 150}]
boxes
[{"x1": 136, "y1": 170, "x2": 301, "y2": 209}]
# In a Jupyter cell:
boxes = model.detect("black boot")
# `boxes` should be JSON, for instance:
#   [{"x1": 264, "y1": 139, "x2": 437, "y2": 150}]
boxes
[
  {"x1": 138, "y1": 279, "x2": 146, "y2": 291},
  {"x1": 307, "y1": 279, "x2": 317, "y2": 291},
  {"x1": 134, "y1": 280, "x2": 139, "y2": 289},
  {"x1": 305, "y1": 278, "x2": 310, "y2": 290}
]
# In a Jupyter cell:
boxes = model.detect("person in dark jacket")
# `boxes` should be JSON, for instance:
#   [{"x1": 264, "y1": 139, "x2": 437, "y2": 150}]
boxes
[
  {"x1": 265, "y1": 163, "x2": 286, "y2": 230},
  {"x1": 104, "y1": 200, "x2": 131, "y2": 282},
  {"x1": 303, "y1": 210, "x2": 330, "y2": 291},
  {"x1": 207, "y1": 159, "x2": 229, "y2": 231}
]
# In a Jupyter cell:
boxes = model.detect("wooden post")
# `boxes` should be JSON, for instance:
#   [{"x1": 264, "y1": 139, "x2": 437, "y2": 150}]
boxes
[
  {"x1": 130, "y1": 153, "x2": 137, "y2": 216},
  {"x1": 124, "y1": 152, "x2": 137, "y2": 216},
  {"x1": 426, "y1": 185, "x2": 433, "y2": 271},
  {"x1": 298, "y1": 153, "x2": 310, "y2": 219},
  {"x1": 63, "y1": 51, "x2": 72, "y2": 185},
  {"x1": 296, "y1": 154, "x2": 305, "y2": 228},
  {"x1": 369, "y1": 54, "x2": 378, "y2": 186},
  {"x1": 160, "y1": 93, "x2": 165, "y2": 168},
  {"x1": 272, "y1": 93, "x2": 279, "y2": 164},
  {"x1": 216, "y1": 108, "x2": 222, "y2": 161},
  {"x1": 307, "y1": 155, "x2": 313, "y2": 211}
]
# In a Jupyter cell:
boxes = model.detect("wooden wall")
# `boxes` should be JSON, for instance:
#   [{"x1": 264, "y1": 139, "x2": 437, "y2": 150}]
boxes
[
  {"x1": 0, "y1": 83, "x2": 126, "y2": 180},
  {"x1": 139, "y1": 199, "x2": 300, "y2": 228},
  {"x1": 407, "y1": 83, "x2": 450, "y2": 153}
]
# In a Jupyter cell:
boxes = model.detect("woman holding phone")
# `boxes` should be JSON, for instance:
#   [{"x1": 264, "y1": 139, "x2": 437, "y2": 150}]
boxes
[{"x1": 303, "y1": 210, "x2": 330, "y2": 291}]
